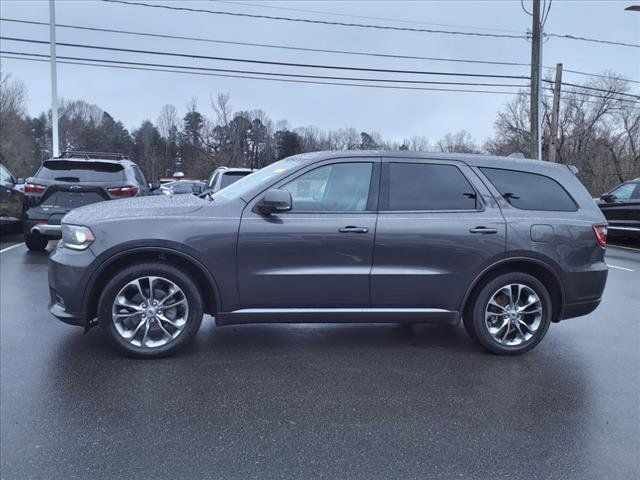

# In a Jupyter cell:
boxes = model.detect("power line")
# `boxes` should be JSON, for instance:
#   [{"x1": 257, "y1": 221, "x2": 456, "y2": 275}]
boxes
[
  {"x1": 0, "y1": 49, "x2": 527, "y2": 88},
  {"x1": 544, "y1": 32, "x2": 639, "y2": 49},
  {"x1": 4, "y1": 50, "x2": 636, "y2": 105},
  {"x1": 0, "y1": 17, "x2": 532, "y2": 68},
  {"x1": 545, "y1": 66, "x2": 640, "y2": 85},
  {"x1": 0, "y1": 36, "x2": 532, "y2": 80},
  {"x1": 102, "y1": 0, "x2": 639, "y2": 48},
  {"x1": 4, "y1": 17, "x2": 637, "y2": 85},
  {"x1": 211, "y1": 0, "x2": 525, "y2": 35},
  {"x1": 0, "y1": 53, "x2": 526, "y2": 96},
  {"x1": 100, "y1": 0, "x2": 528, "y2": 39},
  {"x1": 541, "y1": 78, "x2": 639, "y2": 99}
]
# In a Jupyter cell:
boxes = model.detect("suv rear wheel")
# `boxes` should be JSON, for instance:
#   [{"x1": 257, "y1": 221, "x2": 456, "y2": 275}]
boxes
[
  {"x1": 24, "y1": 233, "x2": 48, "y2": 251},
  {"x1": 97, "y1": 262, "x2": 203, "y2": 358},
  {"x1": 466, "y1": 272, "x2": 552, "y2": 355}
]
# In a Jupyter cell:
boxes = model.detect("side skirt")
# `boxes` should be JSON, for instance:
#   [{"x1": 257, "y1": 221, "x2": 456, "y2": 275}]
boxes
[{"x1": 215, "y1": 308, "x2": 459, "y2": 326}]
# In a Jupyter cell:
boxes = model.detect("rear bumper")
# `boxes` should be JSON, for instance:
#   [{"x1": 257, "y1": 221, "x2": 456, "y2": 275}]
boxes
[
  {"x1": 561, "y1": 299, "x2": 601, "y2": 320},
  {"x1": 559, "y1": 266, "x2": 608, "y2": 321},
  {"x1": 24, "y1": 215, "x2": 64, "y2": 239}
]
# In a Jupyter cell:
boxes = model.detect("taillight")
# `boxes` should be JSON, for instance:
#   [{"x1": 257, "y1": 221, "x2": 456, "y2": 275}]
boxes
[
  {"x1": 108, "y1": 186, "x2": 138, "y2": 197},
  {"x1": 593, "y1": 224, "x2": 607, "y2": 248},
  {"x1": 24, "y1": 182, "x2": 46, "y2": 194}
]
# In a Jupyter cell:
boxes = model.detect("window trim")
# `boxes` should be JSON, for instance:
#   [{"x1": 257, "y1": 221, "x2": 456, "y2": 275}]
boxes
[
  {"x1": 268, "y1": 159, "x2": 381, "y2": 215},
  {"x1": 379, "y1": 160, "x2": 484, "y2": 213},
  {"x1": 479, "y1": 167, "x2": 579, "y2": 212}
]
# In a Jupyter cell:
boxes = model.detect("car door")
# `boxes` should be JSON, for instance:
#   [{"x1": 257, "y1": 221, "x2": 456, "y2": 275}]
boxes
[
  {"x1": 0, "y1": 164, "x2": 22, "y2": 220},
  {"x1": 371, "y1": 158, "x2": 506, "y2": 312},
  {"x1": 599, "y1": 182, "x2": 640, "y2": 231},
  {"x1": 237, "y1": 158, "x2": 380, "y2": 308}
]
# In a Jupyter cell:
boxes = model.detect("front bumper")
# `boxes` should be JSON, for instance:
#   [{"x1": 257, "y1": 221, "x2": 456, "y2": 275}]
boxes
[{"x1": 48, "y1": 244, "x2": 97, "y2": 327}]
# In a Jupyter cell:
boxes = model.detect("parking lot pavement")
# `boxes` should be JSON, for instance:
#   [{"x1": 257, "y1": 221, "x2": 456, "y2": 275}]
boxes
[{"x1": 0, "y1": 245, "x2": 638, "y2": 480}]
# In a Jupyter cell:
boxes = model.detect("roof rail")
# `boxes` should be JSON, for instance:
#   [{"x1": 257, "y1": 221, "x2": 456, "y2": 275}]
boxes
[{"x1": 58, "y1": 151, "x2": 131, "y2": 161}]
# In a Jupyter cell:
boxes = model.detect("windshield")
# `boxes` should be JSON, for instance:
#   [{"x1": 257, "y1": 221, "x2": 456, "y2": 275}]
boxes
[{"x1": 212, "y1": 158, "x2": 302, "y2": 202}]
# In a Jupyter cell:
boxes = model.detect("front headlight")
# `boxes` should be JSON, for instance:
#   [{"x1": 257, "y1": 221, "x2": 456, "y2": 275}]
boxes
[{"x1": 61, "y1": 224, "x2": 95, "y2": 250}]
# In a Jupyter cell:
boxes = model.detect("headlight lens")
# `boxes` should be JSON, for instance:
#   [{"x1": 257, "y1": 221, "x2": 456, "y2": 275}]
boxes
[{"x1": 61, "y1": 224, "x2": 95, "y2": 250}]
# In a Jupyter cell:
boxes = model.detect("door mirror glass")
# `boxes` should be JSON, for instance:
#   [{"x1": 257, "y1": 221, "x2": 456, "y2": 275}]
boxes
[
  {"x1": 257, "y1": 188, "x2": 292, "y2": 215},
  {"x1": 150, "y1": 180, "x2": 161, "y2": 190},
  {"x1": 16, "y1": 177, "x2": 25, "y2": 185}
]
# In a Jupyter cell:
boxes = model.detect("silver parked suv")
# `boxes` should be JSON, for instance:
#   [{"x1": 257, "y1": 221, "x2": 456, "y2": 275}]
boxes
[{"x1": 48, "y1": 151, "x2": 608, "y2": 358}]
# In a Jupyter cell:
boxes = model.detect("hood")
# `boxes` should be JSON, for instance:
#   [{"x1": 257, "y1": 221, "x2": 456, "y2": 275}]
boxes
[{"x1": 63, "y1": 194, "x2": 206, "y2": 225}]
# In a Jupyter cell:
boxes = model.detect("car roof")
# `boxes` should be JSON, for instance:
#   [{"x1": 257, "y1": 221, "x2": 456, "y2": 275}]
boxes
[
  {"x1": 286, "y1": 150, "x2": 573, "y2": 175},
  {"x1": 215, "y1": 167, "x2": 253, "y2": 173},
  {"x1": 46, "y1": 157, "x2": 138, "y2": 167}
]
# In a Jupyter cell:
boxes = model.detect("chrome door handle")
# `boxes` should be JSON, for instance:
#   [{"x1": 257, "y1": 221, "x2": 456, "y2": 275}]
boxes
[
  {"x1": 339, "y1": 226, "x2": 369, "y2": 233},
  {"x1": 469, "y1": 226, "x2": 498, "y2": 234}
]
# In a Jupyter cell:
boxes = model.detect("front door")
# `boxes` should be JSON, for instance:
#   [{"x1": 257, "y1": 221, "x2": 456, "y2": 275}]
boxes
[
  {"x1": 371, "y1": 158, "x2": 506, "y2": 312},
  {"x1": 237, "y1": 159, "x2": 380, "y2": 309}
]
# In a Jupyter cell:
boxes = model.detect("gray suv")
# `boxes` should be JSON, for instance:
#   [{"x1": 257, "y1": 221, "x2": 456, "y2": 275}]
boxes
[{"x1": 48, "y1": 152, "x2": 608, "y2": 358}]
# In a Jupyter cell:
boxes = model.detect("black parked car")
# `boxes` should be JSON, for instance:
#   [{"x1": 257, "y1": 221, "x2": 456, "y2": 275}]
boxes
[
  {"x1": 0, "y1": 163, "x2": 24, "y2": 229},
  {"x1": 48, "y1": 151, "x2": 608, "y2": 358},
  {"x1": 596, "y1": 179, "x2": 640, "y2": 241},
  {"x1": 23, "y1": 151, "x2": 150, "y2": 251}
]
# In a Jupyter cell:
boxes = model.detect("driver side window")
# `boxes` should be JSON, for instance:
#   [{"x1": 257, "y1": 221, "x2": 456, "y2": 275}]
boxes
[
  {"x1": 283, "y1": 162, "x2": 373, "y2": 212},
  {"x1": 611, "y1": 182, "x2": 637, "y2": 200}
]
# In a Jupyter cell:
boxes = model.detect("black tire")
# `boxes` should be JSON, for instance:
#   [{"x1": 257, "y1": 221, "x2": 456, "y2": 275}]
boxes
[
  {"x1": 24, "y1": 233, "x2": 48, "y2": 251},
  {"x1": 469, "y1": 272, "x2": 552, "y2": 355},
  {"x1": 97, "y1": 262, "x2": 203, "y2": 358}
]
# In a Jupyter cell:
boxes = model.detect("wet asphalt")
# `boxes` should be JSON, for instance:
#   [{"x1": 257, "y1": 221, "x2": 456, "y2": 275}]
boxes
[{"x1": 0, "y1": 239, "x2": 639, "y2": 480}]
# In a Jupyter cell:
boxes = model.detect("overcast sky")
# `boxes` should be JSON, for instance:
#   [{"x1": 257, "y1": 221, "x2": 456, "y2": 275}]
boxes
[{"x1": 1, "y1": 0, "x2": 638, "y2": 144}]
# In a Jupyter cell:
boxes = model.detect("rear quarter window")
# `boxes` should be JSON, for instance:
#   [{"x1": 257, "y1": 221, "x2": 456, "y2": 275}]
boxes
[
  {"x1": 480, "y1": 167, "x2": 577, "y2": 212},
  {"x1": 37, "y1": 161, "x2": 125, "y2": 183}
]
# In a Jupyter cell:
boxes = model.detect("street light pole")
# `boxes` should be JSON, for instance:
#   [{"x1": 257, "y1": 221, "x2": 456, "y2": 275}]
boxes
[{"x1": 49, "y1": 0, "x2": 59, "y2": 158}]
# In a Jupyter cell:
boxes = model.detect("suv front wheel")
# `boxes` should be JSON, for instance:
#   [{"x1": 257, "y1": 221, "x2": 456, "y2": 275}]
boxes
[
  {"x1": 97, "y1": 262, "x2": 204, "y2": 358},
  {"x1": 466, "y1": 272, "x2": 552, "y2": 355}
]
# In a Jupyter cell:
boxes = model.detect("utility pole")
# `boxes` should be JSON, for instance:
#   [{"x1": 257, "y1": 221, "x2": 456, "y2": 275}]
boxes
[
  {"x1": 529, "y1": 0, "x2": 542, "y2": 160},
  {"x1": 49, "y1": 0, "x2": 59, "y2": 158},
  {"x1": 548, "y1": 63, "x2": 563, "y2": 163}
]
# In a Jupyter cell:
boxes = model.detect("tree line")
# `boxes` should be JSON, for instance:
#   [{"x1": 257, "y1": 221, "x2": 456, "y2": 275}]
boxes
[{"x1": 1, "y1": 71, "x2": 637, "y2": 194}]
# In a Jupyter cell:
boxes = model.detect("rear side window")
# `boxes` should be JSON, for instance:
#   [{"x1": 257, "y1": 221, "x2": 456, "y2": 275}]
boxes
[
  {"x1": 36, "y1": 161, "x2": 124, "y2": 183},
  {"x1": 480, "y1": 167, "x2": 577, "y2": 212},
  {"x1": 385, "y1": 163, "x2": 478, "y2": 211},
  {"x1": 221, "y1": 172, "x2": 249, "y2": 189}
]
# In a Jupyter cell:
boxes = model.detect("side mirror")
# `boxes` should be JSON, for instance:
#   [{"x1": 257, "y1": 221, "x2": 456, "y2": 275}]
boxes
[
  {"x1": 150, "y1": 180, "x2": 161, "y2": 190},
  {"x1": 16, "y1": 177, "x2": 25, "y2": 185},
  {"x1": 257, "y1": 188, "x2": 292, "y2": 215},
  {"x1": 600, "y1": 193, "x2": 615, "y2": 203}
]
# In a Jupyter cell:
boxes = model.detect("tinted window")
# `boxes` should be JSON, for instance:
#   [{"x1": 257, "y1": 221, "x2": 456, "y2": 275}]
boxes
[
  {"x1": 37, "y1": 161, "x2": 124, "y2": 183},
  {"x1": 0, "y1": 164, "x2": 13, "y2": 183},
  {"x1": 611, "y1": 182, "x2": 638, "y2": 200},
  {"x1": 386, "y1": 163, "x2": 477, "y2": 211},
  {"x1": 221, "y1": 172, "x2": 250, "y2": 189},
  {"x1": 132, "y1": 167, "x2": 147, "y2": 188},
  {"x1": 480, "y1": 168, "x2": 577, "y2": 212},
  {"x1": 283, "y1": 162, "x2": 372, "y2": 212}
]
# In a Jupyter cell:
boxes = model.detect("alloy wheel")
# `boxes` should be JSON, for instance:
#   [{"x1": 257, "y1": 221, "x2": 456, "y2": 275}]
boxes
[
  {"x1": 111, "y1": 276, "x2": 189, "y2": 349},
  {"x1": 484, "y1": 283, "x2": 543, "y2": 347}
]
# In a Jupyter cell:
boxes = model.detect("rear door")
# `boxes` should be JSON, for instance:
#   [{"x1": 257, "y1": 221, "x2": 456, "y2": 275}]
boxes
[{"x1": 371, "y1": 158, "x2": 506, "y2": 312}]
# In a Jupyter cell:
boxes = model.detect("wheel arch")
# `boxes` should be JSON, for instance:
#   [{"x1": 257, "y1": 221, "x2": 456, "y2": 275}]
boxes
[
  {"x1": 460, "y1": 257, "x2": 565, "y2": 324},
  {"x1": 83, "y1": 247, "x2": 221, "y2": 324}
]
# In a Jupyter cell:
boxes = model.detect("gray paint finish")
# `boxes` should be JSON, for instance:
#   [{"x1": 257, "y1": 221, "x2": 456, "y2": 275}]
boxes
[{"x1": 49, "y1": 150, "x2": 608, "y2": 332}]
